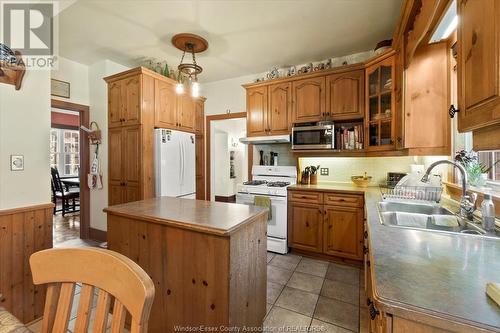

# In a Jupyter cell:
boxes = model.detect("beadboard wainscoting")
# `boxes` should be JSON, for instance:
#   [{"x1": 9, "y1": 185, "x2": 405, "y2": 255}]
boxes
[{"x1": 0, "y1": 203, "x2": 53, "y2": 323}]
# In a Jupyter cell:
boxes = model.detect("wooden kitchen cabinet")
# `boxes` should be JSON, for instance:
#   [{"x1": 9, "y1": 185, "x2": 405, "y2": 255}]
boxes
[
  {"x1": 268, "y1": 82, "x2": 292, "y2": 134},
  {"x1": 195, "y1": 98, "x2": 205, "y2": 135},
  {"x1": 288, "y1": 189, "x2": 364, "y2": 260},
  {"x1": 178, "y1": 93, "x2": 196, "y2": 132},
  {"x1": 154, "y1": 78, "x2": 200, "y2": 134},
  {"x1": 457, "y1": 0, "x2": 500, "y2": 133},
  {"x1": 326, "y1": 69, "x2": 365, "y2": 120},
  {"x1": 108, "y1": 76, "x2": 141, "y2": 128},
  {"x1": 155, "y1": 79, "x2": 177, "y2": 128},
  {"x1": 288, "y1": 202, "x2": 323, "y2": 253},
  {"x1": 292, "y1": 76, "x2": 326, "y2": 123},
  {"x1": 108, "y1": 125, "x2": 142, "y2": 205},
  {"x1": 366, "y1": 55, "x2": 396, "y2": 151},
  {"x1": 323, "y1": 205, "x2": 363, "y2": 260},
  {"x1": 106, "y1": 67, "x2": 207, "y2": 205},
  {"x1": 404, "y1": 42, "x2": 450, "y2": 155},
  {"x1": 246, "y1": 86, "x2": 268, "y2": 136}
]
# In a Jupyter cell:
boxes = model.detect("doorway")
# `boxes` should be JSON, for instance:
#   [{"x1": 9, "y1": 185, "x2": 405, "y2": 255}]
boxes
[
  {"x1": 50, "y1": 99, "x2": 90, "y2": 246},
  {"x1": 206, "y1": 113, "x2": 252, "y2": 202}
]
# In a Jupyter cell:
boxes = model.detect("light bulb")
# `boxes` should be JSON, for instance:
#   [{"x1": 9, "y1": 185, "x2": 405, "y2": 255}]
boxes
[
  {"x1": 175, "y1": 82, "x2": 184, "y2": 94},
  {"x1": 191, "y1": 81, "x2": 200, "y2": 98}
]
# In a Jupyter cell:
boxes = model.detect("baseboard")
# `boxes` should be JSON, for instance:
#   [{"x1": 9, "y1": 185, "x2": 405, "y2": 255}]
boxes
[
  {"x1": 89, "y1": 227, "x2": 107, "y2": 242},
  {"x1": 215, "y1": 195, "x2": 236, "y2": 203}
]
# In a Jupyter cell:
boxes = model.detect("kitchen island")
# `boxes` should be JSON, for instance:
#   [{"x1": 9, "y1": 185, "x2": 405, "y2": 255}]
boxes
[{"x1": 104, "y1": 197, "x2": 268, "y2": 333}]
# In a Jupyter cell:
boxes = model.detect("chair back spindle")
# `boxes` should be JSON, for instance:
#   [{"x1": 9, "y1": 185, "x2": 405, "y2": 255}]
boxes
[{"x1": 30, "y1": 248, "x2": 155, "y2": 333}]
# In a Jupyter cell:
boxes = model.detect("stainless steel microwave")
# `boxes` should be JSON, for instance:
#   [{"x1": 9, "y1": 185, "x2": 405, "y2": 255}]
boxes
[{"x1": 291, "y1": 123, "x2": 334, "y2": 150}]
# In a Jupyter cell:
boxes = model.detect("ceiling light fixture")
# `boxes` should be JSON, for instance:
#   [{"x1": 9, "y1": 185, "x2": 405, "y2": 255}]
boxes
[{"x1": 172, "y1": 33, "x2": 208, "y2": 98}]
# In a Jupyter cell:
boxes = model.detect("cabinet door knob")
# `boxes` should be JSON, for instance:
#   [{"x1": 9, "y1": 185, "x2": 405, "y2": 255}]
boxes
[
  {"x1": 305, "y1": 222, "x2": 310, "y2": 227},
  {"x1": 448, "y1": 105, "x2": 460, "y2": 118}
]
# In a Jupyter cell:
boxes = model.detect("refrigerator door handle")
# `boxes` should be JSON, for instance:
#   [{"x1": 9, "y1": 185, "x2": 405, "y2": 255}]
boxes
[
  {"x1": 178, "y1": 141, "x2": 182, "y2": 185},
  {"x1": 181, "y1": 141, "x2": 186, "y2": 185}
]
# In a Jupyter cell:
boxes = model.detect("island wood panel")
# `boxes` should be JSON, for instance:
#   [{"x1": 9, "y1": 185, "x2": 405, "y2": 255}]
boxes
[
  {"x1": 107, "y1": 212, "x2": 267, "y2": 332},
  {"x1": 229, "y1": 216, "x2": 267, "y2": 327},
  {"x1": 0, "y1": 204, "x2": 53, "y2": 323}
]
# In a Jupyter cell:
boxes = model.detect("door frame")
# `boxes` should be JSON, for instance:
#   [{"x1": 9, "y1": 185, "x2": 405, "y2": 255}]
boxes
[
  {"x1": 205, "y1": 112, "x2": 252, "y2": 201},
  {"x1": 51, "y1": 99, "x2": 90, "y2": 239}
]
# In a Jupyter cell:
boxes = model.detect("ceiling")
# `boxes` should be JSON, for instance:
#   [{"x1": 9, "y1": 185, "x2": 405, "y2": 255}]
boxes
[{"x1": 58, "y1": 0, "x2": 403, "y2": 82}]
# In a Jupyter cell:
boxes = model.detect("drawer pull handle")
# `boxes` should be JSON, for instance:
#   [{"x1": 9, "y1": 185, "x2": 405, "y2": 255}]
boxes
[
  {"x1": 300, "y1": 195, "x2": 308, "y2": 199},
  {"x1": 369, "y1": 303, "x2": 380, "y2": 320}
]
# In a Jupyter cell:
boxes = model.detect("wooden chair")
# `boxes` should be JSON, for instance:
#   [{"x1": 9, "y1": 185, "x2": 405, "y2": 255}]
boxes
[
  {"x1": 29, "y1": 248, "x2": 155, "y2": 333},
  {"x1": 50, "y1": 167, "x2": 80, "y2": 216}
]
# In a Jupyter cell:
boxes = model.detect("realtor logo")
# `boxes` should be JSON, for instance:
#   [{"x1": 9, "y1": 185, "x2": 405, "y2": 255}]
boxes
[{"x1": 2, "y1": 2, "x2": 54, "y2": 56}]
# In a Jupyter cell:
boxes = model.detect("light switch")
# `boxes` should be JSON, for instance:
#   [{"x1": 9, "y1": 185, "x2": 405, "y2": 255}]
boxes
[{"x1": 320, "y1": 168, "x2": 329, "y2": 176}]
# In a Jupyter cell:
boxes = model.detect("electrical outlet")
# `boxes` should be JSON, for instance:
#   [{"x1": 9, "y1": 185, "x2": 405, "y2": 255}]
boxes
[{"x1": 320, "y1": 168, "x2": 329, "y2": 176}]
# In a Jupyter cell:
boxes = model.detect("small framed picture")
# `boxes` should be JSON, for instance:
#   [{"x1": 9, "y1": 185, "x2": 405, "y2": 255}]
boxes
[
  {"x1": 51, "y1": 79, "x2": 70, "y2": 98},
  {"x1": 10, "y1": 155, "x2": 24, "y2": 171}
]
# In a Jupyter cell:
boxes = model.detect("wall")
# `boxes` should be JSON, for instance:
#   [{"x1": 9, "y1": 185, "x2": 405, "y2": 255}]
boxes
[
  {"x1": 298, "y1": 156, "x2": 449, "y2": 185},
  {"x1": 211, "y1": 118, "x2": 248, "y2": 200},
  {"x1": 202, "y1": 50, "x2": 374, "y2": 117},
  {"x1": 0, "y1": 70, "x2": 51, "y2": 209},
  {"x1": 253, "y1": 144, "x2": 297, "y2": 167},
  {"x1": 213, "y1": 131, "x2": 231, "y2": 197},
  {"x1": 88, "y1": 60, "x2": 130, "y2": 231},
  {"x1": 51, "y1": 57, "x2": 89, "y2": 105}
]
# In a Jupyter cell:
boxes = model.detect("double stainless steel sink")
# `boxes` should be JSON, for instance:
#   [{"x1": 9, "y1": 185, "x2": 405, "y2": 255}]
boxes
[{"x1": 377, "y1": 201, "x2": 489, "y2": 236}]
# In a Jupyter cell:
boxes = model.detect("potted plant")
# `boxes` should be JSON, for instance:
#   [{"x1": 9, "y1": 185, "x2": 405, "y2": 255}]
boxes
[
  {"x1": 309, "y1": 165, "x2": 320, "y2": 185},
  {"x1": 454, "y1": 150, "x2": 498, "y2": 187}
]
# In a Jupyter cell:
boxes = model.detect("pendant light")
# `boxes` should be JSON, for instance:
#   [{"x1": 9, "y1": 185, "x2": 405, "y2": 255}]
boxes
[{"x1": 172, "y1": 33, "x2": 208, "y2": 97}]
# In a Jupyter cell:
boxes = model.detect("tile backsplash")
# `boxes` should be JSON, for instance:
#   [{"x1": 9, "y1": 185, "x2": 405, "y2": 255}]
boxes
[
  {"x1": 252, "y1": 144, "x2": 297, "y2": 166},
  {"x1": 299, "y1": 156, "x2": 449, "y2": 185}
]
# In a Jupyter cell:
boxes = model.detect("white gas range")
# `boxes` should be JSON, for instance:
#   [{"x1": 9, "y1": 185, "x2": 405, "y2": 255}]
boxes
[{"x1": 236, "y1": 166, "x2": 297, "y2": 254}]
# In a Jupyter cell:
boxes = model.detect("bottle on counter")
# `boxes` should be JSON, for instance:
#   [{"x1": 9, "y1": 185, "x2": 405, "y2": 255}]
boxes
[{"x1": 481, "y1": 194, "x2": 496, "y2": 231}]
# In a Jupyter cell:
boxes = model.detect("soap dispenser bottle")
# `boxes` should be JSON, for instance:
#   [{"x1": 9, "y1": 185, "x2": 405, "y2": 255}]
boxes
[{"x1": 481, "y1": 194, "x2": 496, "y2": 231}]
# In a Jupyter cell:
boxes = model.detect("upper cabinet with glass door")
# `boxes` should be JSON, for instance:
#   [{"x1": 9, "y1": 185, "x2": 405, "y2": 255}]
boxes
[{"x1": 366, "y1": 55, "x2": 396, "y2": 150}]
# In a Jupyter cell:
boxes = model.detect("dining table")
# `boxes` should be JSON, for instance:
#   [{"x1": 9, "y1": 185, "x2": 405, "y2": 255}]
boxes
[{"x1": 61, "y1": 177, "x2": 80, "y2": 188}]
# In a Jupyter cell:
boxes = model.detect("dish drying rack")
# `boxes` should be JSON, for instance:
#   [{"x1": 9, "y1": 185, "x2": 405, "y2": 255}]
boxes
[{"x1": 379, "y1": 184, "x2": 443, "y2": 203}]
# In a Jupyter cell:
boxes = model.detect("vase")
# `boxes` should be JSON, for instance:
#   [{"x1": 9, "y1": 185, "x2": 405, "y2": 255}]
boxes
[
  {"x1": 468, "y1": 172, "x2": 488, "y2": 187},
  {"x1": 310, "y1": 174, "x2": 317, "y2": 185}
]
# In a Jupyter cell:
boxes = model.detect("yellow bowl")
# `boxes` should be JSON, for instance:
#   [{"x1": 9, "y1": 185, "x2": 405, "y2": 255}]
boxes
[{"x1": 351, "y1": 176, "x2": 372, "y2": 188}]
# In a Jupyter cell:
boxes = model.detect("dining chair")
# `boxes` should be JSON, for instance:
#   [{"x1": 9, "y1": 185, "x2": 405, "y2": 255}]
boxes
[
  {"x1": 30, "y1": 248, "x2": 155, "y2": 333},
  {"x1": 50, "y1": 167, "x2": 80, "y2": 216}
]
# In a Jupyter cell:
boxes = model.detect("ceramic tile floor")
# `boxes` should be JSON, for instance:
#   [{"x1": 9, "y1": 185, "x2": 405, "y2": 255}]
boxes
[
  {"x1": 28, "y1": 252, "x2": 368, "y2": 332},
  {"x1": 265, "y1": 252, "x2": 369, "y2": 333}
]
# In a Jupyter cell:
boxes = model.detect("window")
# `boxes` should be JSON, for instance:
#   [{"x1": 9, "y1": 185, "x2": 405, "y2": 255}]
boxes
[
  {"x1": 50, "y1": 128, "x2": 80, "y2": 176},
  {"x1": 478, "y1": 151, "x2": 500, "y2": 183}
]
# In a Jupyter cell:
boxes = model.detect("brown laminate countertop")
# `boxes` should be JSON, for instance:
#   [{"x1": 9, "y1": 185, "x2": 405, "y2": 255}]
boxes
[
  {"x1": 290, "y1": 183, "x2": 500, "y2": 332},
  {"x1": 288, "y1": 182, "x2": 369, "y2": 194},
  {"x1": 103, "y1": 197, "x2": 267, "y2": 236}
]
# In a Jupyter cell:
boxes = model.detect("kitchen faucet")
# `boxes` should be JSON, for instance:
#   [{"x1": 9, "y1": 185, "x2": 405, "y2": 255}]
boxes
[{"x1": 421, "y1": 160, "x2": 478, "y2": 220}]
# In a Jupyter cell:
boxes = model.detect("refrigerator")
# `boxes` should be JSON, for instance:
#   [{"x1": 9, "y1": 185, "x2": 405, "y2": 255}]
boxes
[{"x1": 155, "y1": 128, "x2": 196, "y2": 199}]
